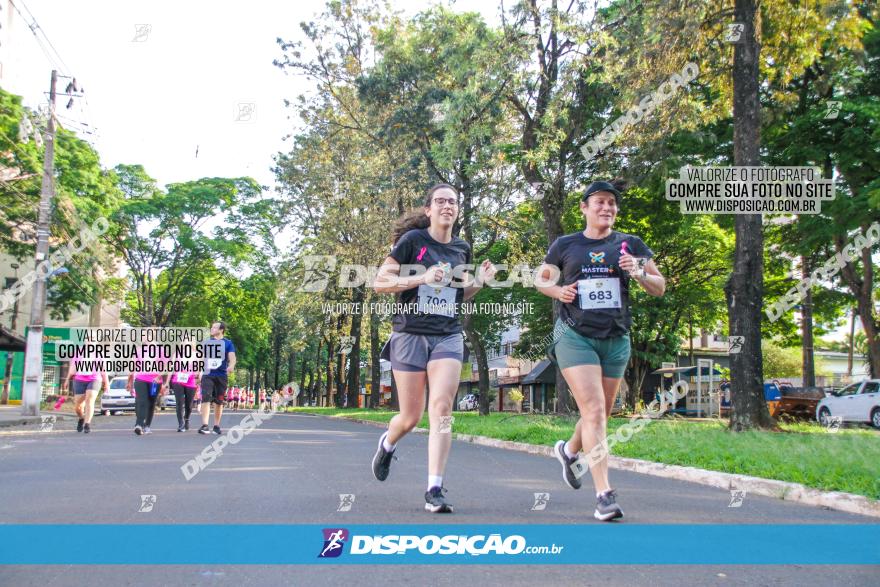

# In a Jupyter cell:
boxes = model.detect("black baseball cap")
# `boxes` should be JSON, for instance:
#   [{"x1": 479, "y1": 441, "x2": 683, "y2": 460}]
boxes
[{"x1": 582, "y1": 181, "x2": 621, "y2": 206}]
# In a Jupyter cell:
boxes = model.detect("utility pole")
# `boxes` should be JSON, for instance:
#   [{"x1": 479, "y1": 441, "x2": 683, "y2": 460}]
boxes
[
  {"x1": 847, "y1": 307, "x2": 856, "y2": 379},
  {"x1": 21, "y1": 70, "x2": 57, "y2": 417}
]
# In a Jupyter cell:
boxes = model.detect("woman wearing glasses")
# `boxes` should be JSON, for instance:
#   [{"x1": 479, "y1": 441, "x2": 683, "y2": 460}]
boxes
[{"x1": 371, "y1": 183, "x2": 496, "y2": 513}]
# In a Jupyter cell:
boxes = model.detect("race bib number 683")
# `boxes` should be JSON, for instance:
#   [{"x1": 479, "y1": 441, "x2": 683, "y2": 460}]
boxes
[{"x1": 577, "y1": 278, "x2": 621, "y2": 310}]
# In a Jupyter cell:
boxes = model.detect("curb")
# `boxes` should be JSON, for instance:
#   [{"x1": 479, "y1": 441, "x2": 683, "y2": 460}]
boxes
[
  {"x1": 0, "y1": 413, "x2": 76, "y2": 429},
  {"x1": 312, "y1": 413, "x2": 880, "y2": 519}
]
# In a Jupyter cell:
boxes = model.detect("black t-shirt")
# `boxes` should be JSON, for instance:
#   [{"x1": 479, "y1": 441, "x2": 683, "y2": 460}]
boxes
[
  {"x1": 543, "y1": 230, "x2": 654, "y2": 338},
  {"x1": 388, "y1": 228, "x2": 472, "y2": 335}
]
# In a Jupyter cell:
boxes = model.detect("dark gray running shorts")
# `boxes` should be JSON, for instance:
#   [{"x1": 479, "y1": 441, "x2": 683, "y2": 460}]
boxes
[
  {"x1": 381, "y1": 331, "x2": 465, "y2": 372},
  {"x1": 72, "y1": 379, "x2": 100, "y2": 395}
]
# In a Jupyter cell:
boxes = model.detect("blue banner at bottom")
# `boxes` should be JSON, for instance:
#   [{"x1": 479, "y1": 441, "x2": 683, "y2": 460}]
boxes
[{"x1": 1, "y1": 524, "x2": 878, "y2": 564}]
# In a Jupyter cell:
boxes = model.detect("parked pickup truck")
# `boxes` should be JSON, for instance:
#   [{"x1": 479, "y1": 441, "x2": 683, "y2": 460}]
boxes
[{"x1": 765, "y1": 380, "x2": 825, "y2": 421}]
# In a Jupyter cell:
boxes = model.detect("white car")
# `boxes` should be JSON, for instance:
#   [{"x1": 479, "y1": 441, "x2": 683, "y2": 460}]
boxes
[
  {"x1": 816, "y1": 379, "x2": 880, "y2": 429},
  {"x1": 99, "y1": 376, "x2": 135, "y2": 415},
  {"x1": 458, "y1": 394, "x2": 478, "y2": 411}
]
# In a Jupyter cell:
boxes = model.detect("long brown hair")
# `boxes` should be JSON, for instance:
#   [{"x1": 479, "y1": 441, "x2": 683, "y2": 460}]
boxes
[{"x1": 391, "y1": 183, "x2": 458, "y2": 245}]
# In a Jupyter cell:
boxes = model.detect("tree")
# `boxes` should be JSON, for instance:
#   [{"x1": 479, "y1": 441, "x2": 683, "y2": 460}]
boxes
[
  {"x1": 357, "y1": 6, "x2": 519, "y2": 415},
  {"x1": 618, "y1": 186, "x2": 731, "y2": 408},
  {"x1": 594, "y1": 0, "x2": 868, "y2": 429},
  {"x1": 1, "y1": 86, "x2": 121, "y2": 320},
  {"x1": 107, "y1": 166, "x2": 277, "y2": 327}
]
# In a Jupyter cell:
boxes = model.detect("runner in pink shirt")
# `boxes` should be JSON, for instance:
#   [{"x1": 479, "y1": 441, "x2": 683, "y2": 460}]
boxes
[
  {"x1": 62, "y1": 353, "x2": 109, "y2": 434},
  {"x1": 165, "y1": 371, "x2": 200, "y2": 432},
  {"x1": 127, "y1": 344, "x2": 167, "y2": 435}
]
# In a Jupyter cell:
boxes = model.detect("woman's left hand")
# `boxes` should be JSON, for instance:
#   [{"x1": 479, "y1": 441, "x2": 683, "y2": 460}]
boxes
[
  {"x1": 619, "y1": 253, "x2": 645, "y2": 278},
  {"x1": 476, "y1": 260, "x2": 498, "y2": 284}
]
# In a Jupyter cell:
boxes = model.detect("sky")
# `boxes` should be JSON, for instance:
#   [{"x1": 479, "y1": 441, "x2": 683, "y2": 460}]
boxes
[
  {"x1": 1, "y1": 0, "x2": 501, "y2": 280},
  {"x1": 2, "y1": 0, "x2": 500, "y2": 191}
]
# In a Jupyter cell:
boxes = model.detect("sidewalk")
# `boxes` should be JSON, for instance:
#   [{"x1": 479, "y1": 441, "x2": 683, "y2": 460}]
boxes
[{"x1": 0, "y1": 403, "x2": 75, "y2": 429}]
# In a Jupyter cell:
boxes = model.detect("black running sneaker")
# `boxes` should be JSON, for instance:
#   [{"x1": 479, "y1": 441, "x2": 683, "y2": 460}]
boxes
[
  {"x1": 134, "y1": 425, "x2": 143, "y2": 436},
  {"x1": 177, "y1": 424, "x2": 184, "y2": 432},
  {"x1": 594, "y1": 489, "x2": 624, "y2": 521},
  {"x1": 371, "y1": 431, "x2": 397, "y2": 481},
  {"x1": 83, "y1": 423, "x2": 90, "y2": 434},
  {"x1": 212, "y1": 425, "x2": 222, "y2": 435},
  {"x1": 198, "y1": 424, "x2": 210, "y2": 435},
  {"x1": 424, "y1": 486, "x2": 453, "y2": 513},
  {"x1": 554, "y1": 440, "x2": 582, "y2": 490},
  {"x1": 77, "y1": 418, "x2": 84, "y2": 433},
  {"x1": 184, "y1": 419, "x2": 190, "y2": 431}
]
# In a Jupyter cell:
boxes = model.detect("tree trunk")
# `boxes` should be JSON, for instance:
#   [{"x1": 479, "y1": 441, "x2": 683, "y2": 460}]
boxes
[
  {"x1": 369, "y1": 309, "x2": 380, "y2": 408},
  {"x1": 314, "y1": 339, "x2": 323, "y2": 406},
  {"x1": 801, "y1": 255, "x2": 816, "y2": 387},
  {"x1": 326, "y1": 354, "x2": 334, "y2": 407},
  {"x1": 857, "y1": 300, "x2": 880, "y2": 379},
  {"x1": 272, "y1": 324, "x2": 282, "y2": 390},
  {"x1": 287, "y1": 351, "x2": 296, "y2": 400},
  {"x1": 329, "y1": 316, "x2": 343, "y2": 407},
  {"x1": 834, "y1": 225, "x2": 880, "y2": 379},
  {"x1": 725, "y1": 0, "x2": 775, "y2": 431},
  {"x1": 848, "y1": 308, "x2": 856, "y2": 377},
  {"x1": 456, "y1": 164, "x2": 495, "y2": 416},
  {"x1": 463, "y1": 314, "x2": 490, "y2": 416},
  {"x1": 334, "y1": 354, "x2": 344, "y2": 406},
  {"x1": 346, "y1": 286, "x2": 365, "y2": 408},
  {"x1": 299, "y1": 352, "x2": 308, "y2": 394},
  {"x1": 625, "y1": 351, "x2": 648, "y2": 410}
]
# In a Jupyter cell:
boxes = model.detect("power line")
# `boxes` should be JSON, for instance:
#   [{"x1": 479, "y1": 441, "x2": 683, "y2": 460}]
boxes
[
  {"x1": 11, "y1": 0, "x2": 74, "y2": 76},
  {"x1": 0, "y1": 177, "x2": 38, "y2": 206},
  {"x1": 9, "y1": 1, "x2": 97, "y2": 147}
]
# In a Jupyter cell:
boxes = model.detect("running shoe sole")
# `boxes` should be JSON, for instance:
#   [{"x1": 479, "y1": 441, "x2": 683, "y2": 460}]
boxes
[
  {"x1": 424, "y1": 503, "x2": 454, "y2": 513},
  {"x1": 594, "y1": 507, "x2": 624, "y2": 521}
]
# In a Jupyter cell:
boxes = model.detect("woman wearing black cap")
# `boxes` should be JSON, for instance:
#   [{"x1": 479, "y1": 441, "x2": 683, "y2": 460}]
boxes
[
  {"x1": 536, "y1": 180, "x2": 665, "y2": 521},
  {"x1": 371, "y1": 183, "x2": 497, "y2": 514}
]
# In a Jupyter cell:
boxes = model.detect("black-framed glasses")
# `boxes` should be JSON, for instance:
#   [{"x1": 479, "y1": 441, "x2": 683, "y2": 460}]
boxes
[{"x1": 432, "y1": 197, "x2": 458, "y2": 207}]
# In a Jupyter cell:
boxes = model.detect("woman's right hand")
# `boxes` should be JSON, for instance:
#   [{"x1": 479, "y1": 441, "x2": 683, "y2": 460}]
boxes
[
  {"x1": 557, "y1": 283, "x2": 577, "y2": 304},
  {"x1": 422, "y1": 264, "x2": 448, "y2": 286}
]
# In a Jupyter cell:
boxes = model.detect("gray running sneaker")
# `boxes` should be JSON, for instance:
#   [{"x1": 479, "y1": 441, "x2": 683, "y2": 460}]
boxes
[
  {"x1": 371, "y1": 431, "x2": 397, "y2": 481},
  {"x1": 424, "y1": 486, "x2": 453, "y2": 513},
  {"x1": 594, "y1": 489, "x2": 624, "y2": 521},
  {"x1": 554, "y1": 440, "x2": 582, "y2": 490}
]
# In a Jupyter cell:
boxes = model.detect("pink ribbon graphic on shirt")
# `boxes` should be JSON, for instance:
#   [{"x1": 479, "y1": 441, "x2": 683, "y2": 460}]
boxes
[
  {"x1": 620, "y1": 241, "x2": 630, "y2": 256},
  {"x1": 416, "y1": 246, "x2": 427, "y2": 261}
]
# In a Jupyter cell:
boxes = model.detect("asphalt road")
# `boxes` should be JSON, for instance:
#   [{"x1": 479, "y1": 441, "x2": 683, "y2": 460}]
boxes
[{"x1": 0, "y1": 411, "x2": 877, "y2": 586}]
